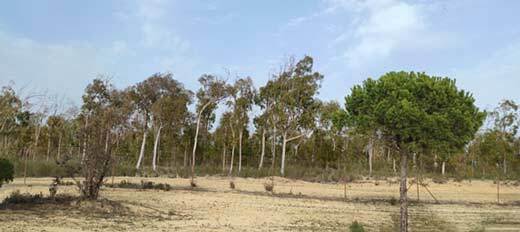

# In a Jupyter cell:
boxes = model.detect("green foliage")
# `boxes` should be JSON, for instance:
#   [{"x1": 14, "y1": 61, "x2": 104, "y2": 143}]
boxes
[
  {"x1": 349, "y1": 221, "x2": 365, "y2": 232},
  {"x1": 342, "y1": 71, "x2": 485, "y2": 154},
  {"x1": 0, "y1": 158, "x2": 14, "y2": 187}
]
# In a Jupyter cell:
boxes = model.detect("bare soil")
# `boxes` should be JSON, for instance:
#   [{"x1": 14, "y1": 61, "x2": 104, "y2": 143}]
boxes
[{"x1": 1, "y1": 176, "x2": 519, "y2": 231}]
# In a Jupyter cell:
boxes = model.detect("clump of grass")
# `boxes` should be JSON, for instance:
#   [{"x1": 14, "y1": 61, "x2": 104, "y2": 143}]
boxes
[
  {"x1": 432, "y1": 177, "x2": 448, "y2": 184},
  {"x1": 389, "y1": 197, "x2": 398, "y2": 206},
  {"x1": 229, "y1": 181, "x2": 235, "y2": 189},
  {"x1": 349, "y1": 221, "x2": 365, "y2": 232},
  {"x1": 190, "y1": 179, "x2": 197, "y2": 188},
  {"x1": 106, "y1": 180, "x2": 171, "y2": 191},
  {"x1": 264, "y1": 180, "x2": 274, "y2": 193},
  {"x1": 1, "y1": 190, "x2": 76, "y2": 207}
]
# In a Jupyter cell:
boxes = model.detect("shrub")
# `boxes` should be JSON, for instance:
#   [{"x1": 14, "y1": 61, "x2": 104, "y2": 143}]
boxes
[
  {"x1": 0, "y1": 158, "x2": 14, "y2": 187},
  {"x1": 349, "y1": 221, "x2": 365, "y2": 232},
  {"x1": 1, "y1": 190, "x2": 76, "y2": 207},
  {"x1": 229, "y1": 181, "x2": 235, "y2": 189},
  {"x1": 432, "y1": 177, "x2": 448, "y2": 184},
  {"x1": 389, "y1": 197, "x2": 398, "y2": 206},
  {"x1": 106, "y1": 180, "x2": 172, "y2": 191},
  {"x1": 264, "y1": 179, "x2": 274, "y2": 193}
]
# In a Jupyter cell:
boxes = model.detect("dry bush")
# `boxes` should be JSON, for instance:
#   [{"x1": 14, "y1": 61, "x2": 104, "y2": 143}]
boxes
[
  {"x1": 432, "y1": 177, "x2": 448, "y2": 184},
  {"x1": 106, "y1": 180, "x2": 172, "y2": 191},
  {"x1": 190, "y1": 179, "x2": 197, "y2": 188},
  {"x1": 1, "y1": 190, "x2": 76, "y2": 208},
  {"x1": 229, "y1": 181, "x2": 235, "y2": 189},
  {"x1": 264, "y1": 178, "x2": 274, "y2": 193}
]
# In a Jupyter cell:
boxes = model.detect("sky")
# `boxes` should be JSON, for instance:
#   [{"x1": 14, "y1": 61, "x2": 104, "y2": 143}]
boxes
[{"x1": 1, "y1": 0, "x2": 520, "y2": 112}]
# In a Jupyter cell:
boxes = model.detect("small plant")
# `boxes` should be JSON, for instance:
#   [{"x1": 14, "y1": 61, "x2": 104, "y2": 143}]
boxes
[
  {"x1": 349, "y1": 221, "x2": 365, "y2": 232},
  {"x1": 190, "y1": 179, "x2": 197, "y2": 188},
  {"x1": 432, "y1": 177, "x2": 448, "y2": 184},
  {"x1": 389, "y1": 197, "x2": 398, "y2": 206},
  {"x1": 0, "y1": 158, "x2": 14, "y2": 188},
  {"x1": 264, "y1": 178, "x2": 274, "y2": 193},
  {"x1": 2, "y1": 190, "x2": 44, "y2": 205},
  {"x1": 229, "y1": 181, "x2": 235, "y2": 189},
  {"x1": 49, "y1": 177, "x2": 60, "y2": 199},
  {"x1": 106, "y1": 180, "x2": 171, "y2": 191}
]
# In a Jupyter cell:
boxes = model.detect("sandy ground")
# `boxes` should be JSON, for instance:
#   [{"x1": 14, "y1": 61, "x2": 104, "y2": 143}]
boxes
[{"x1": 0, "y1": 176, "x2": 519, "y2": 231}]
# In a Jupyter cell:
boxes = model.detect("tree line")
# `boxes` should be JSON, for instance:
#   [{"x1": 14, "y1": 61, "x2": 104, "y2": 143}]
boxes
[{"x1": 1, "y1": 56, "x2": 519, "y2": 182}]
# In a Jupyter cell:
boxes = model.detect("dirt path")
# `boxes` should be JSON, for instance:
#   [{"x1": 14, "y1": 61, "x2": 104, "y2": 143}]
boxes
[{"x1": 1, "y1": 177, "x2": 519, "y2": 231}]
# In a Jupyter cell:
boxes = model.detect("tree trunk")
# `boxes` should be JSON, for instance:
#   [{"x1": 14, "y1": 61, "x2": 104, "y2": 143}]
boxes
[
  {"x1": 368, "y1": 139, "x2": 373, "y2": 177},
  {"x1": 222, "y1": 144, "x2": 227, "y2": 172},
  {"x1": 191, "y1": 102, "x2": 211, "y2": 181},
  {"x1": 441, "y1": 161, "x2": 446, "y2": 176},
  {"x1": 399, "y1": 150, "x2": 409, "y2": 232},
  {"x1": 136, "y1": 129, "x2": 147, "y2": 170},
  {"x1": 32, "y1": 125, "x2": 41, "y2": 160},
  {"x1": 229, "y1": 143, "x2": 235, "y2": 175},
  {"x1": 497, "y1": 165, "x2": 500, "y2": 204},
  {"x1": 393, "y1": 158, "x2": 397, "y2": 174},
  {"x1": 46, "y1": 136, "x2": 51, "y2": 161},
  {"x1": 171, "y1": 139, "x2": 176, "y2": 170},
  {"x1": 503, "y1": 157, "x2": 507, "y2": 175},
  {"x1": 82, "y1": 116, "x2": 89, "y2": 163},
  {"x1": 259, "y1": 129, "x2": 266, "y2": 169},
  {"x1": 281, "y1": 132, "x2": 287, "y2": 176},
  {"x1": 23, "y1": 149, "x2": 28, "y2": 185},
  {"x1": 57, "y1": 133, "x2": 62, "y2": 160},
  {"x1": 152, "y1": 125, "x2": 163, "y2": 172},
  {"x1": 183, "y1": 142, "x2": 188, "y2": 168},
  {"x1": 271, "y1": 126, "x2": 276, "y2": 170},
  {"x1": 238, "y1": 130, "x2": 243, "y2": 173}
]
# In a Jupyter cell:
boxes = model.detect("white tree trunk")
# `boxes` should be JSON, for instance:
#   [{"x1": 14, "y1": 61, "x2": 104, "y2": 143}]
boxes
[
  {"x1": 82, "y1": 116, "x2": 88, "y2": 163},
  {"x1": 192, "y1": 102, "x2": 212, "y2": 179},
  {"x1": 281, "y1": 132, "x2": 287, "y2": 176},
  {"x1": 367, "y1": 139, "x2": 373, "y2": 177},
  {"x1": 441, "y1": 161, "x2": 446, "y2": 176},
  {"x1": 258, "y1": 129, "x2": 266, "y2": 169},
  {"x1": 136, "y1": 130, "x2": 147, "y2": 169},
  {"x1": 46, "y1": 136, "x2": 51, "y2": 161},
  {"x1": 238, "y1": 130, "x2": 243, "y2": 173},
  {"x1": 229, "y1": 143, "x2": 235, "y2": 175},
  {"x1": 271, "y1": 126, "x2": 276, "y2": 169},
  {"x1": 57, "y1": 133, "x2": 62, "y2": 160},
  {"x1": 152, "y1": 126, "x2": 163, "y2": 172},
  {"x1": 222, "y1": 144, "x2": 227, "y2": 172}
]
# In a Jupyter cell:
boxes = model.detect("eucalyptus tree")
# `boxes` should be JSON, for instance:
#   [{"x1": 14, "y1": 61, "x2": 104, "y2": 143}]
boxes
[
  {"x1": 489, "y1": 99, "x2": 518, "y2": 174},
  {"x1": 257, "y1": 76, "x2": 281, "y2": 170},
  {"x1": 149, "y1": 75, "x2": 193, "y2": 172},
  {"x1": 316, "y1": 101, "x2": 342, "y2": 168},
  {"x1": 253, "y1": 113, "x2": 269, "y2": 169},
  {"x1": 339, "y1": 71, "x2": 484, "y2": 231},
  {"x1": 227, "y1": 77, "x2": 255, "y2": 173},
  {"x1": 215, "y1": 112, "x2": 232, "y2": 172},
  {"x1": 272, "y1": 56, "x2": 323, "y2": 176},
  {"x1": 192, "y1": 75, "x2": 228, "y2": 179},
  {"x1": 79, "y1": 78, "x2": 128, "y2": 199},
  {"x1": 130, "y1": 73, "x2": 182, "y2": 170},
  {"x1": 0, "y1": 85, "x2": 22, "y2": 154}
]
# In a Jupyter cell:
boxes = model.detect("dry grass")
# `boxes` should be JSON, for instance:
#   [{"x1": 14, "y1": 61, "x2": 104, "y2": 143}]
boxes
[{"x1": 0, "y1": 176, "x2": 519, "y2": 231}]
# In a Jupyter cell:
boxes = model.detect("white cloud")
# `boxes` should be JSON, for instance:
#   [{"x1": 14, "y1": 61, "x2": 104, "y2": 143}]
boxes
[
  {"x1": 326, "y1": 0, "x2": 447, "y2": 68},
  {"x1": 452, "y1": 40, "x2": 520, "y2": 109},
  {"x1": 0, "y1": 31, "x2": 105, "y2": 102},
  {"x1": 135, "y1": 0, "x2": 190, "y2": 53}
]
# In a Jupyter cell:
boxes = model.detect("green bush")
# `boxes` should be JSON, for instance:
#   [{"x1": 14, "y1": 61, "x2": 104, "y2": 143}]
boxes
[
  {"x1": 350, "y1": 221, "x2": 365, "y2": 232},
  {"x1": 0, "y1": 158, "x2": 14, "y2": 187}
]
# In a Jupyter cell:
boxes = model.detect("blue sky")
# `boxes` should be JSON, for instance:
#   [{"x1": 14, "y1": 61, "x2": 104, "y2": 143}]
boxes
[{"x1": 1, "y1": 0, "x2": 519, "y2": 111}]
